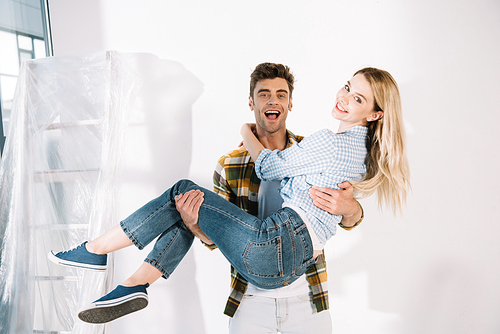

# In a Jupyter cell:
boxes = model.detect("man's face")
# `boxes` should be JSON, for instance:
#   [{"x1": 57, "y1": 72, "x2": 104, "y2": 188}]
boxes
[{"x1": 249, "y1": 78, "x2": 292, "y2": 135}]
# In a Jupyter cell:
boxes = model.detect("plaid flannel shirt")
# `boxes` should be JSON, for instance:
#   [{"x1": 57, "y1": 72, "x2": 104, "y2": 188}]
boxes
[{"x1": 210, "y1": 130, "x2": 343, "y2": 317}]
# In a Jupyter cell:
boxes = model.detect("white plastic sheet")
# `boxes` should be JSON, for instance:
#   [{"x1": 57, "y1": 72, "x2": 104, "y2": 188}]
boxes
[{"x1": 0, "y1": 51, "x2": 138, "y2": 333}]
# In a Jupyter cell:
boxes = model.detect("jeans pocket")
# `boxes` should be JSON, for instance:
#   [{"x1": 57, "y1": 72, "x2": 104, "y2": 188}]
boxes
[
  {"x1": 242, "y1": 294, "x2": 256, "y2": 299},
  {"x1": 243, "y1": 236, "x2": 283, "y2": 278}
]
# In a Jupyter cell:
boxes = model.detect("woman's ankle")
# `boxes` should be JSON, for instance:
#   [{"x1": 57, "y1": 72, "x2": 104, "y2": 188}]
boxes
[
  {"x1": 122, "y1": 278, "x2": 147, "y2": 287},
  {"x1": 85, "y1": 241, "x2": 105, "y2": 255}
]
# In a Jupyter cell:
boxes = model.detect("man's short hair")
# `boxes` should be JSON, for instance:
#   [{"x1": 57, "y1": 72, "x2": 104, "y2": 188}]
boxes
[{"x1": 250, "y1": 62, "x2": 294, "y2": 98}]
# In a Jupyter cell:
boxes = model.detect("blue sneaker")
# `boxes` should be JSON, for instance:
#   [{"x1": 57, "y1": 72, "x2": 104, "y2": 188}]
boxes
[
  {"x1": 48, "y1": 242, "x2": 107, "y2": 271},
  {"x1": 78, "y1": 284, "x2": 149, "y2": 323}
]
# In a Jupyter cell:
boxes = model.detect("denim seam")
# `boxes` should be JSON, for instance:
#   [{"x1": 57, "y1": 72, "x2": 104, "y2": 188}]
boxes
[
  {"x1": 294, "y1": 223, "x2": 307, "y2": 234},
  {"x1": 287, "y1": 213, "x2": 315, "y2": 275},
  {"x1": 294, "y1": 255, "x2": 315, "y2": 275},
  {"x1": 147, "y1": 222, "x2": 184, "y2": 279},
  {"x1": 288, "y1": 211, "x2": 314, "y2": 272},
  {"x1": 155, "y1": 223, "x2": 183, "y2": 274},
  {"x1": 144, "y1": 258, "x2": 170, "y2": 279},
  {"x1": 253, "y1": 277, "x2": 299, "y2": 288},
  {"x1": 203, "y1": 204, "x2": 262, "y2": 231},
  {"x1": 278, "y1": 238, "x2": 283, "y2": 277},
  {"x1": 127, "y1": 200, "x2": 172, "y2": 244},
  {"x1": 120, "y1": 220, "x2": 144, "y2": 250},
  {"x1": 286, "y1": 222, "x2": 297, "y2": 274}
]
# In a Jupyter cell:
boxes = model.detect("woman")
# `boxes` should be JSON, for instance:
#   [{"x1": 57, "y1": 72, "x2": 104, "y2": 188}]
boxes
[{"x1": 49, "y1": 67, "x2": 410, "y2": 324}]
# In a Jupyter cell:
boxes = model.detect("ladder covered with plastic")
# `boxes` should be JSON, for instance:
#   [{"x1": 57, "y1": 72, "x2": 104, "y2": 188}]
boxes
[{"x1": 0, "y1": 51, "x2": 138, "y2": 334}]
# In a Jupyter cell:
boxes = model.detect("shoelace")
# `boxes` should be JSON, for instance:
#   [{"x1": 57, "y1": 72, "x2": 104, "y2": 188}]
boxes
[{"x1": 59, "y1": 243, "x2": 84, "y2": 255}]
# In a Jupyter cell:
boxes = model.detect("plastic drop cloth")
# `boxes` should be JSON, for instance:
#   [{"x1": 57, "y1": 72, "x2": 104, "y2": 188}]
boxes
[{"x1": 0, "y1": 51, "x2": 139, "y2": 334}]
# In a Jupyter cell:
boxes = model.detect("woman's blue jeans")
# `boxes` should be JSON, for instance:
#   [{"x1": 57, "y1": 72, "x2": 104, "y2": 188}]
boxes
[{"x1": 120, "y1": 179, "x2": 315, "y2": 289}]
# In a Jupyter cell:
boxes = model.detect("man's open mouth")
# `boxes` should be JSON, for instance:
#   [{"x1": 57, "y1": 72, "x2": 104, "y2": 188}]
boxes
[{"x1": 265, "y1": 110, "x2": 280, "y2": 120}]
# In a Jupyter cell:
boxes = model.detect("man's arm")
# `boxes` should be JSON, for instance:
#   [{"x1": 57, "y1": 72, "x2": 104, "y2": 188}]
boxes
[
  {"x1": 177, "y1": 153, "x2": 237, "y2": 248},
  {"x1": 309, "y1": 181, "x2": 364, "y2": 229}
]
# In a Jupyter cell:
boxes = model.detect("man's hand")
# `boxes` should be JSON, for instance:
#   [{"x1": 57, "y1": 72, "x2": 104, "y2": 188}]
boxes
[
  {"x1": 175, "y1": 190, "x2": 214, "y2": 245},
  {"x1": 309, "y1": 181, "x2": 362, "y2": 228}
]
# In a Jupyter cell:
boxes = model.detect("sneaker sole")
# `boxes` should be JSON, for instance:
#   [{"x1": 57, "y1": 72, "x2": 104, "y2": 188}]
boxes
[
  {"x1": 78, "y1": 295, "x2": 148, "y2": 324},
  {"x1": 47, "y1": 251, "x2": 107, "y2": 272}
]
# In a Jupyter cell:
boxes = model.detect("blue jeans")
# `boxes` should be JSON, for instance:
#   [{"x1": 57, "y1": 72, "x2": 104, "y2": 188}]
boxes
[{"x1": 120, "y1": 179, "x2": 315, "y2": 289}]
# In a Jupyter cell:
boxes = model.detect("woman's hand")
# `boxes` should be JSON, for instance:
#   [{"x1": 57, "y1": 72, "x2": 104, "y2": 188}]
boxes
[{"x1": 175, "y1": 190, "x2": 214, "y2": 245}]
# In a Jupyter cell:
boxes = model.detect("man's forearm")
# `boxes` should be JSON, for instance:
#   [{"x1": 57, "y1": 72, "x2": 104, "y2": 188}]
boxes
[
  {"x1": 339, "y1": 201, "x2": 364, "y2": 229},
  {"x1": 191, "y1": 225, "x2": 214, "y2": 245},
  {"x1": 309, "y1": 182, "x2": 364, "y2": 230}
]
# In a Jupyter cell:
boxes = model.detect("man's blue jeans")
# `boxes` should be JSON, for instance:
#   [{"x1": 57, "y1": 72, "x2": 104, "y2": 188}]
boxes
[{"x1": 120, "y1": 179, "x2": 315, "y2": 289}]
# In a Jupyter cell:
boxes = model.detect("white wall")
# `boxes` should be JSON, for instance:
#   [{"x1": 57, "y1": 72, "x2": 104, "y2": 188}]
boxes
[{"x1": 49, "y1": 0, "x2": 500, "y2": 333}]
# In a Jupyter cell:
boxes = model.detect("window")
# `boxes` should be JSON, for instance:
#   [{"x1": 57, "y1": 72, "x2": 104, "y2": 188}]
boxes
[{"x1": 0, "y1": 0, "x2": 52, "y2": 157}]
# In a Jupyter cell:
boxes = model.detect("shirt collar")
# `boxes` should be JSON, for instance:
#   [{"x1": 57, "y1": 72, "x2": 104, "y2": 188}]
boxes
[
  {"x1": 285, "y1": 129, "x2": 301, "y2": 148},
  {"x1": 338, "y1": 125, "x2": 368, "y2": 139}
]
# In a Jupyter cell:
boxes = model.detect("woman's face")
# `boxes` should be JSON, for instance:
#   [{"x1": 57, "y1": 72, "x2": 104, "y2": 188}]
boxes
[{"x1": 332, "y1": 73, "x2": 383, "y2": 130}]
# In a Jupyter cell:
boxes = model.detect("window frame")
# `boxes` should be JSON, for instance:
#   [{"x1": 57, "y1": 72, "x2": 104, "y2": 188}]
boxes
[{"x1": 0, "y1": 0, "x2": 53, "y2": 157}]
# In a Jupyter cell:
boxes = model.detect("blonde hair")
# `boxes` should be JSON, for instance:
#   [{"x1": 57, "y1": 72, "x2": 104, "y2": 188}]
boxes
[{"x1": 351, "y1": 68, "x2": 411, "y2": 215}]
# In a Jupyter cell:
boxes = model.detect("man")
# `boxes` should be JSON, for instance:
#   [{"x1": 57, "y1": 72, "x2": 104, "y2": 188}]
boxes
[{"x1": 176, "y1": 62, "x2": 364, "y2": 333}]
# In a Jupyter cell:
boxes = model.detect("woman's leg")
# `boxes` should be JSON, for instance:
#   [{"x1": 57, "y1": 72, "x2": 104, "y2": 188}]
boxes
[
  {"x1": 53, "y1": 178, "x2": 313, "y2": 287},
  {"x1": 62, "y1": 178, "x2": 313, "y2": 324},
  {"x1": 50, "y1": 180, "x2": 197, "y2": 276},
  {"x1": 122, "y1": 262, "x2": 163, "y2": 286},
  {"x1": 196, "y1": 199, "x2": 315, "y2": 289},
  {"x1": 86, "y1": 224, "x2": 133, "y2": 254},
  {"x1": 177, "y1": 179, "x2": 314, "y2": 288},
  {"x1": 120, "y1": 200, "x2": 195, "y2": 279},
  {"x1": 116, "y1": 178, "x2": 313, "y2": 287},
  {"x1": 76, "y1": 219, "x2": 193, "y2": 324}
]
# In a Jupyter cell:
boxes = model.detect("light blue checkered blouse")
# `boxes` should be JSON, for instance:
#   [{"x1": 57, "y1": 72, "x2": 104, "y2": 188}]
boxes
[{"x1": 255, "y1": 125, "x2": 368, "y2": 243}]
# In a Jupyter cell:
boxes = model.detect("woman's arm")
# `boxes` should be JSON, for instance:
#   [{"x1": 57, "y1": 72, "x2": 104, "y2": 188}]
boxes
[
  {"x1": 240, "y1": 123, "x2": 264, "y2": 162},
  {"x1": 252, "y1": 128, "x2": 335, "y2": 182}
]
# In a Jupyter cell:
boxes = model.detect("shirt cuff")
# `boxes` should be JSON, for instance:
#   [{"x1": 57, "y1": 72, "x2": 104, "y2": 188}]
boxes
[
  {"x1": 201, "y1": 239, "x2": 218, "y2": 251},
  {"x1": 338, "y1": 202, "x2": 364, "y2": 231},
  {"x1": 254, "y1": 148, "x2": 272, "y2": 179}
]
